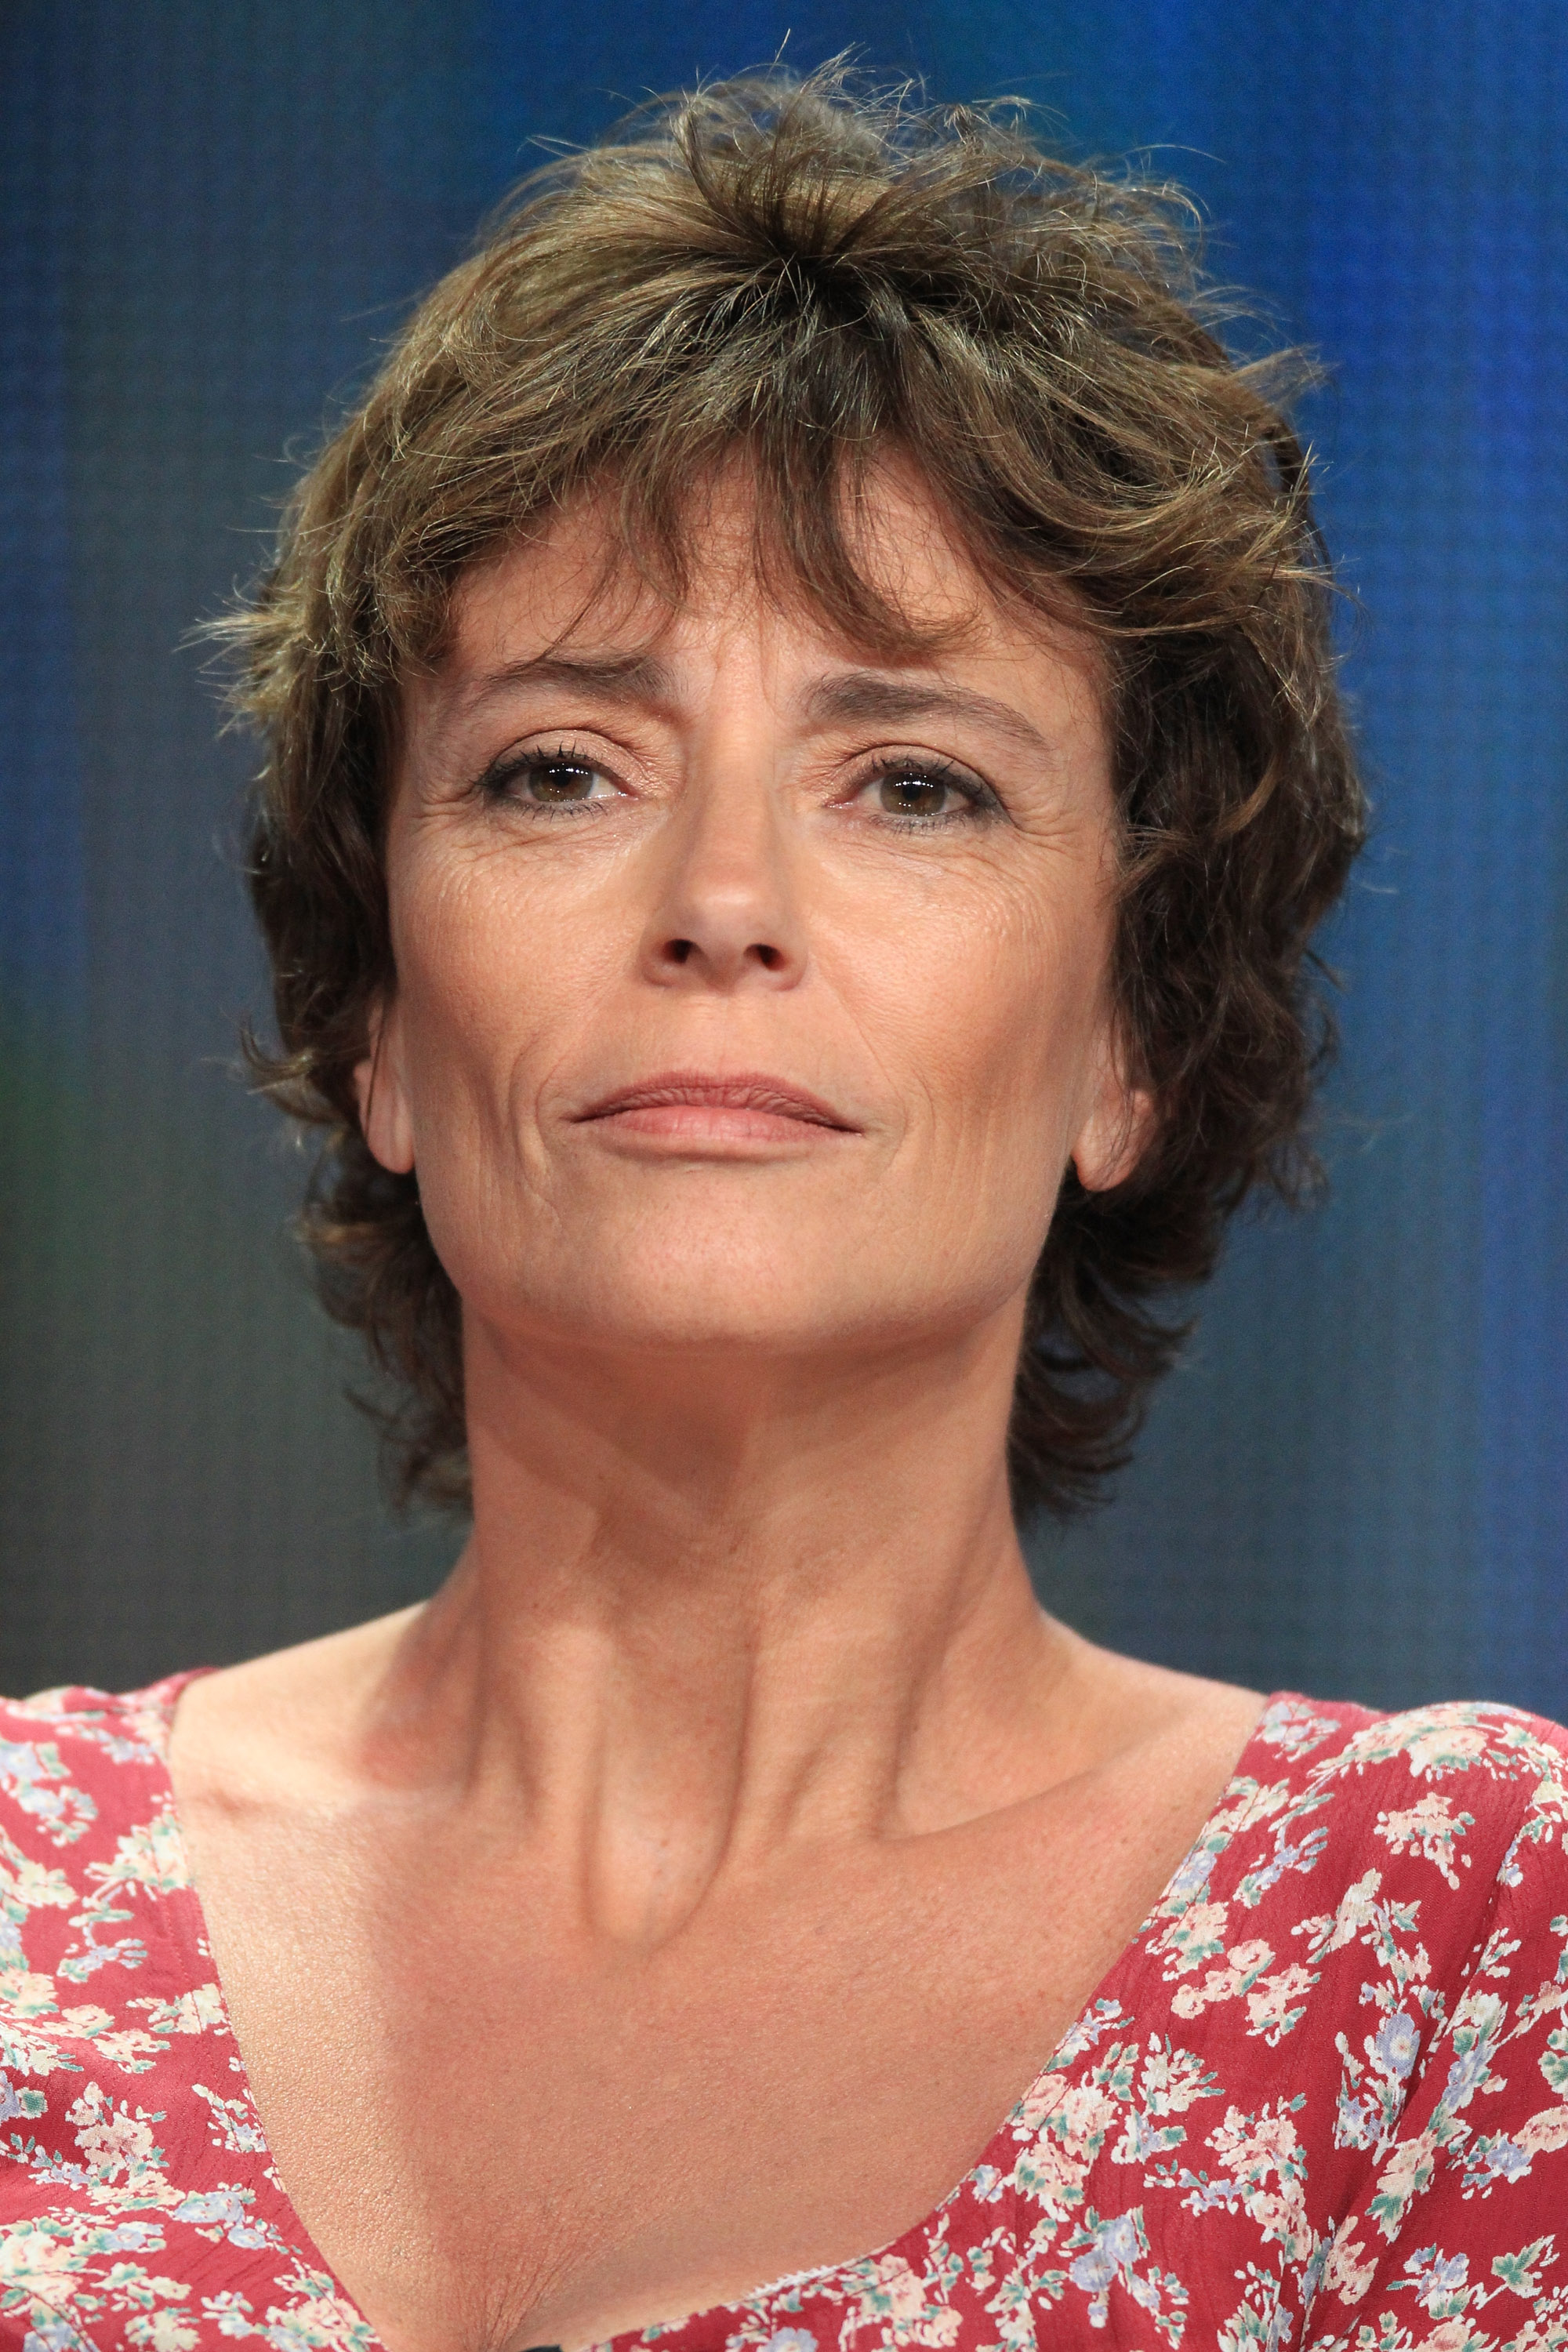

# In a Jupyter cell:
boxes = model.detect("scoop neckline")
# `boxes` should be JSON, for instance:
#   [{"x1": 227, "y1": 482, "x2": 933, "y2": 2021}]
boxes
[{"x1": 147, "y1": 1670, "x2": 1289, "y2": 2352}]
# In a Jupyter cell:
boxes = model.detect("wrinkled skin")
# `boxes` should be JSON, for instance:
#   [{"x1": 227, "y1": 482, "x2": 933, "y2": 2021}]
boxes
[
  {"x1": 364, "y1": 464, "x2": 1145, "y2": 1382},
  {"x1": 170, "y1": 466, "x2": 1258, "y2": 2352}
]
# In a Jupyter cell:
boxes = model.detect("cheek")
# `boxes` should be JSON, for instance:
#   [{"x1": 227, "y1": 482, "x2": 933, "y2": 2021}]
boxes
[
  {"x1": 829, "y1": 862, "x2": 1110, "y2": 1171},
  {"x1": 804, "y1": 860, "x2": 1114, "y2": 1313},
  {"x1": 388, "y1": 848, "x2": 620, "y2": 1156}
]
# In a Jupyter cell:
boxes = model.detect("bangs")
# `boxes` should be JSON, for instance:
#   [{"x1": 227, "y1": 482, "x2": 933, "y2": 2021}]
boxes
[{"x1": 458, "y1": 436, "x2": 1040, "y2": 691}]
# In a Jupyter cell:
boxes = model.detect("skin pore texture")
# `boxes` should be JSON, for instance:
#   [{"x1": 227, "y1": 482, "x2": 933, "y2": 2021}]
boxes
[{"x1": 170, "y1": 465, "x2": 1264, "y2": 2352}]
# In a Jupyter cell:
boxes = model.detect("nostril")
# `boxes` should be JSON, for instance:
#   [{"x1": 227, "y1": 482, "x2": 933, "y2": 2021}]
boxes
[{"x1": 652, "y1": 935, "x2": 790, "y2": 976}]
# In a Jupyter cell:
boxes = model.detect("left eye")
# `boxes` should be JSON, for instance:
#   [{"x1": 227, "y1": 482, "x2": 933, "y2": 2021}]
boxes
[
  {"x1": 511, "y1": 758, "x2": 613, "y2": 805},
  {"x1": 866, "y1": 769, "x2": 975, "y2": 820}
]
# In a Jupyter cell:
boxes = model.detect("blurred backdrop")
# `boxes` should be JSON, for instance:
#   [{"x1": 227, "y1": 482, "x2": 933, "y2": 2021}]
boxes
[{"x1": 2, "y1": 1, "x2": 1564, "y2": 1708}]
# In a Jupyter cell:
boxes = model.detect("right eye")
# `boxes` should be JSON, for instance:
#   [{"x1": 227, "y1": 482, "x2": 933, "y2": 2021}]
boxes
[{"x1": 480, "y1": 750, "x2": 620, "y2": 811}]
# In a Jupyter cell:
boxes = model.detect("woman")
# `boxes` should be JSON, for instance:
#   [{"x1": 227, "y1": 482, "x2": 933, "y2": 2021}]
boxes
[{"x1": 2, "y1": 70, "x2": 1563, "y2": 2352}]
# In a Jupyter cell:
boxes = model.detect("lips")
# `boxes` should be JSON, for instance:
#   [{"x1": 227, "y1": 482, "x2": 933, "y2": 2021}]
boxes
[{"x1": 574, "y1": 1070, "x2": 856, "y2": 1131}]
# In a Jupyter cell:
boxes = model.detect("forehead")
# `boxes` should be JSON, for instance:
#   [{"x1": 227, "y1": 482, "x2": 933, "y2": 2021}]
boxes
[{"x1": 434, "y1": 456, "x2": 1097, "y2": 696}]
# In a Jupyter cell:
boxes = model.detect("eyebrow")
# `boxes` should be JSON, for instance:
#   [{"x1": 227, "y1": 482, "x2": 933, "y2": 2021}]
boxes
[
  {"x1": 800, "y1": 673, "x2": 1061, "y2": 765},
  {"x1": 454, "y1": 652, "x2": 1061, "y2": 766},
  {"x1": 456, "y1": 651, "x2": 675, "y2": 710}
]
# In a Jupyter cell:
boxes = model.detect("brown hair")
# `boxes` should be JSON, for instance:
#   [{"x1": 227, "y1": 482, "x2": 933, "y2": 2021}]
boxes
[{"x1": 223, "y1": 65, "x2": 1365, "y2": 1518}]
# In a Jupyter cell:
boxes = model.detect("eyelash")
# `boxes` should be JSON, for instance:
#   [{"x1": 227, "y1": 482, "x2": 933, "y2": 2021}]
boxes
[
  {"x1": 858, "y1": 759, "x2": 1000, "y2": 829},
  {"x1": 475, "y1": 741, "x2": 616, "y2": 814},
  {"x1": 473, "y1": 743, "x2": 1002, "y2": 827}
]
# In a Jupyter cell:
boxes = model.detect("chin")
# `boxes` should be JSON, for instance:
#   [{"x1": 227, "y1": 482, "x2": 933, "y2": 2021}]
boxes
[
  {"x1": 441, "y1": 1178, "x2": 1036, "y2": 1363},
  {"x1": 456, "y1": 1230, "x2": 926, "y2": 1366},
  {"x1": 531, "y1": 1260, "x2": 891, "y2": 1358}
]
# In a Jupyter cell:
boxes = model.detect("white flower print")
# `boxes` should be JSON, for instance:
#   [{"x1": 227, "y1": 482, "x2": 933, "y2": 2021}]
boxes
[{"x1": 1, "y1": 1687, "x2": 1566, "y2": 2352}]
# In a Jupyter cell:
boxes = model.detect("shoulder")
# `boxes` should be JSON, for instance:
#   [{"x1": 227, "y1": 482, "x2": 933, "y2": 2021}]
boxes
[
  {"x1": 1145, "y1": 1692, "x2": 1568, "y2": 2014},
  {"x1": 1253, "y1": 1690, "x2": 1568, "y2": 1858},
  {"x1": 0, "y1": 1675, "x2": 195, "y2": 1862},
  {"x1": 1284, "y1": 1690, "x2": 1568, "y2": 1772},
  {"x1": 1140, "y1": 1693, "x2": 1568, "y2": 1991},
  {"x1": 0, "y1": 1686, "x2": 334, "y2": 2341},
  {"x1": 1227, "y1": 1690, "x2": 1568, "y2": 1889}
]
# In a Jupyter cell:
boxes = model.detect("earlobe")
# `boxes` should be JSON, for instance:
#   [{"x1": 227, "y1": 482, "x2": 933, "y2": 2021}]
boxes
[
  {"x1": 1071, "y1": 1032, "x2": 1158, "y2": 1194},
  {"x1": 1073, "y1": 1085, "x2": 1156, "y2": 1192},
  {"x1": 353, "y1": 999, "x2": 416, "y2": 1175}
]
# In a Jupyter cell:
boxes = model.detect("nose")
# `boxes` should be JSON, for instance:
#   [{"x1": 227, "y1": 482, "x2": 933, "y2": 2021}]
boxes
[{"x1": 637, "y1": 770, "x2": 807, "y2": 993}]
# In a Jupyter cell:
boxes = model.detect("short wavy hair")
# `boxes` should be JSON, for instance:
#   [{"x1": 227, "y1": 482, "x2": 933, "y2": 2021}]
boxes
[{"x1": 223, "y1": 66, "x2": 1365, "y2": 1519}]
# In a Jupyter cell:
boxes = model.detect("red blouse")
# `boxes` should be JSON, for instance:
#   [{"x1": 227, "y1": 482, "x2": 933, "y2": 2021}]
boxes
[{"x1": 1, "y1": 1679, "x2": 1566, "y2": 2352}]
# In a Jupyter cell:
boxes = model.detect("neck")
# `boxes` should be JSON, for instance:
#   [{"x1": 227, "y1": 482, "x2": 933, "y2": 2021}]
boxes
[{"x1": 365, "y1": 1301, "x2": 1080, "y2": 1940}]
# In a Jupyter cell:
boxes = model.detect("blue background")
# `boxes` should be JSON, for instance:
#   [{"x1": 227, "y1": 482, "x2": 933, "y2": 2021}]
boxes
[{"x1": 2, "y1": 2, "x2": 1564, "y2": 1708}]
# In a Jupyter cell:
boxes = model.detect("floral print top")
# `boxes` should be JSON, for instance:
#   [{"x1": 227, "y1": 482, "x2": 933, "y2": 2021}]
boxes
[{"x1": 1, "y1": 1680, "x2": 1567, "y2": 2352}]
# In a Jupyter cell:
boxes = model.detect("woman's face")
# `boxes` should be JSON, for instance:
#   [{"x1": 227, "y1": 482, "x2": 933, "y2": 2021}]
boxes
[{"x1": 362, "y1": 465, "x2": 1149, "y2": 1375}]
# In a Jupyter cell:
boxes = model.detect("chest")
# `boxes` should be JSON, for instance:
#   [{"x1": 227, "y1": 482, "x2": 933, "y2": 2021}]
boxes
[{"x1": 189, "y1": 1803, "x2": 1168, "y2": 2352}]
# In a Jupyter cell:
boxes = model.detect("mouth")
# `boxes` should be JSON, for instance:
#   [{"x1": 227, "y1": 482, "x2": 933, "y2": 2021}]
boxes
[{"x1": 572, "y1": 1069, "x2": 858, "y2": 1145}]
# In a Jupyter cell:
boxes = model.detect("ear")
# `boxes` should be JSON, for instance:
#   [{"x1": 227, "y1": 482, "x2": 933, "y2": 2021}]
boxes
[
  {"x1": 1070, "y1": 1026, "x2": 1157, "y2": 1194},
  {"x1": 353, "y1": 996, "x2": 416, "y2": 1175}
]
